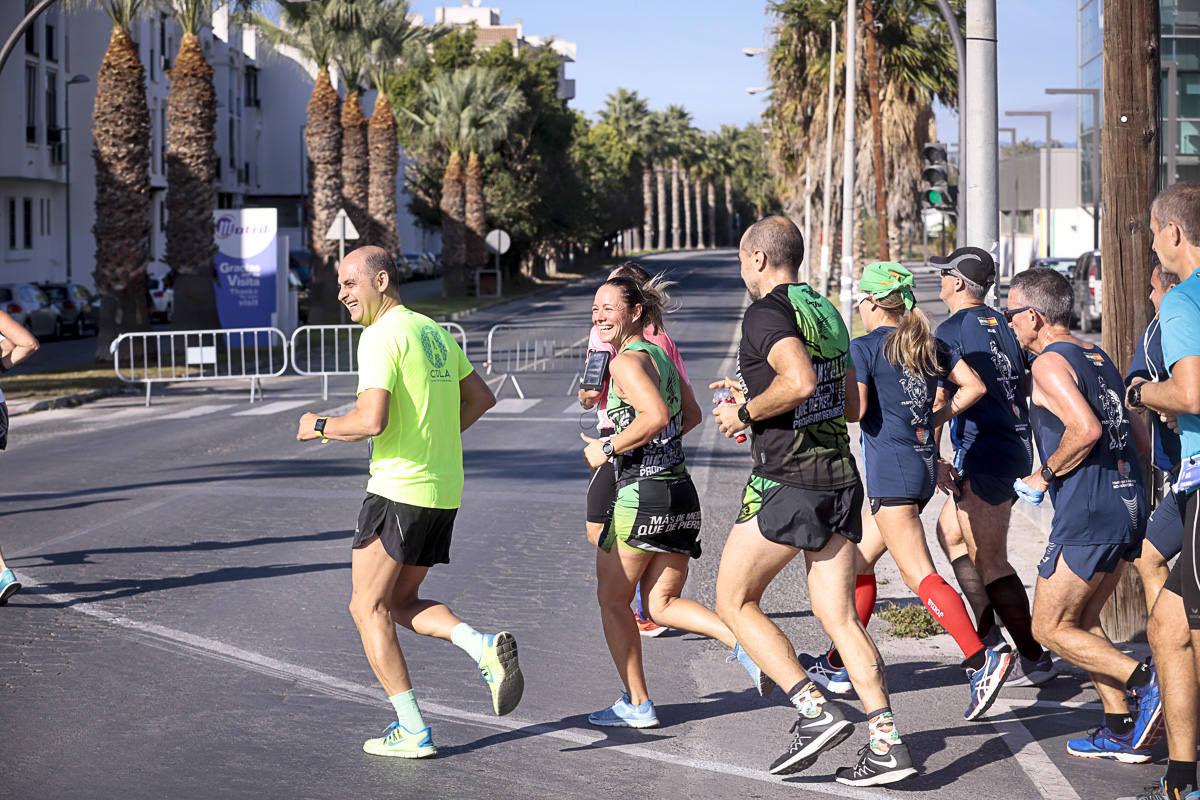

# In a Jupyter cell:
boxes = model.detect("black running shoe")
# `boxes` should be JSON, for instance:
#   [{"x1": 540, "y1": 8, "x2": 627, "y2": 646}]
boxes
[
  {"x1": 768, "y1": 703, "x2": 855, "y2": 775},
  {"x1": 835, "y1": 742, "x2": 918, "y2": 786}
]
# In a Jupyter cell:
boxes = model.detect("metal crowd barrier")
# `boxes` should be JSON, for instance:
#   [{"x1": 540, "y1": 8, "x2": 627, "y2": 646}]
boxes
[
  {"x1": 483, "y1": 323, "x2": 587, "y2": 399},
  {"x1": 290, "y1": 322, "x2": 468, "y2": 400},
  {"x1": 110, "y1": 327, "x2": 289, "y2": 406}
]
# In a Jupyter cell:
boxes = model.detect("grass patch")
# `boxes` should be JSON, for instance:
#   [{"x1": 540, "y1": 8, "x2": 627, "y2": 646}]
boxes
[
  {"x1": 877, "y1": 602, "x2": 944, "y2": 639},
  {"x1": 2, "y1": 363, "x2": 127, "y2": 402}
]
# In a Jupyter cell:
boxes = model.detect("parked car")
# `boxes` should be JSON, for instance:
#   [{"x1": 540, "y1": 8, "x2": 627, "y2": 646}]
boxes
[
  {"x1": 1030, "y1": 256, "x2": 1077, "y2": 280},
  {"x1": 0, "y1": 283, "x2": 63, "y2": 339},
  {"x1": 394, "y1": 255, "x2": 413, "y2": 283},
  {"x1": 38, "y1": 282, "x2": 98, "y2": 337},
  {"x1": 1072, "y1": 250, "x2": 1102, "y2": 332},
  {"x1": 147, "y1": 273, "x2": 174, "y2": 323},
  {"x1": 409, "y1": 251, "x2": 443, "y2": 280},
  {"x1": 289, "y1": 268, "x2": 310, "y2": 325}
]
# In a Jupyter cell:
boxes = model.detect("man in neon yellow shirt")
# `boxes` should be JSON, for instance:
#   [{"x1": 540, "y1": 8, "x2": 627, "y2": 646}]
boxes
[{"x1": 297, "y1": 246, "x2": 519, "y2": 759}]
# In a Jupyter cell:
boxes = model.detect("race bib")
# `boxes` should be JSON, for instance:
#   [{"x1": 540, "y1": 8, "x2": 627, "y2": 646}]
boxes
[{"x1": 1176, "y1": 454, "x2": 1200, "y2": 494}]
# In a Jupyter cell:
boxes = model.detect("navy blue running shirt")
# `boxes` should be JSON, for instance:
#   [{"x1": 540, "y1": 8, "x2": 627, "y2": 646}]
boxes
[
  {"x1": 1126, "y1": 315, "x2": 1183, "y2": 471},
  {"x1": 1031, "y1": 342, "x2": 1147, "y2": 545},
  {"x1": 850, "y1": 327, "x2": 944, "y2": 500},
  {"x1": 935, "y1": 306, "x2": 1033, "y2": 478}
]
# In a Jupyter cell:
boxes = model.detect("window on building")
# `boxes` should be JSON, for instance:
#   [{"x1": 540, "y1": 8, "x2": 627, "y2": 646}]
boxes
[
  {"x1": 45, "y1": 16, "x2": 56, "y2": 62},
  {"x1": 245, "y1": 66, "x2": 259, "y2": 108},
  {"x1": 45, "y1": 70, "x2": 58, "y2": 139},
  {"x1": 7, "y1": 199, "x2": 15, "y2": 250},
  {"x1": 22, "y1": 198, "x2": 32, "y2": 249},
  {"x1": 150, "y1": 42, "x2": 155, "y2": 82},
  {"x1": 228, "y1": 117, "x2": 236, "y2": 168},
  {"x1": 24, "y1": 1, "x2": 38, "y2": 56},
  {"x1": 160, "y1": 105, "x2": 167, "y2": 174},
  {"x1": 44, "y1": 198, "x2": 50, "y2": 237},
  {"x1": 160, "y1": 198, "x2": 167, "y2": 233},
  {"x1": 25, "y1": 64, "x2": 37, "y2": 144}
]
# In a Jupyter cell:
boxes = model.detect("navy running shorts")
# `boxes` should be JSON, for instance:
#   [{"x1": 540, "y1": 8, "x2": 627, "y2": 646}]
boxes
[
  {"x1": 1037, "y1": 540, "x2": 1139, "y2": 582},
  {"x1": 1163, "y1": 489, "x2": 1200, "y2": 629},
  {"x1": 958, "y1": 472, "x2": 1017, "y2": 507},
  {"x1": 353, "y1": 493, "x2": 457, "y2": 567},
  {"x1": 1145, "y1": 486, "x2": 1185, "y2": 561}
]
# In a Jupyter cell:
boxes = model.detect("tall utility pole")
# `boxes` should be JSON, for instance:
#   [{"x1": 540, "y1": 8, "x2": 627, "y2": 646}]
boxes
[
  {"x1": 840, "y1": 0, "x2": 857, "y2": 328},
  {"x1": 998, "y1": 126, "x2": 1017, "y2": 277},
  {"x1": 934, "y1": 0, "x2": 966, "y2": 247},
  {"x1": 1099, "y1": 0, "x2": 1160, "y2": 642},
  {"x1": 819, "y1": 20, "x2": 838, "y2": 296},
  {"x1": 964, "y1": 0, "x2": 998, "y2": 262},
  {"x1": 863, "y1": 0, "x2": 888, "y2": 261}
]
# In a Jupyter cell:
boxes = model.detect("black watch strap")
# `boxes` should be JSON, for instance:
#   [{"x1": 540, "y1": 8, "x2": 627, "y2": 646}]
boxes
[
  {"x1": 1040, "y1": 464, "x2": 1056, "y2": 483},
  {"x1": 1129, "y1": 384, "x2": 1143, "y2": 408},
  {"x1": 314, "y1": 417, "x2": 328, "y2": 434},
  {"x1": 602, "y1": 440, "x2": 615, "y2": 457},
  {"x1": 737, "y1": 404, "x2": 752, "y2": 424}
]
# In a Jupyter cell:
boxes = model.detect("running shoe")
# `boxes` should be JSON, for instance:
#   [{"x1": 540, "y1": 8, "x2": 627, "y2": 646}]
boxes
[
  {"x1": 1130, "y1": 662, "x2": 1164, "y2": 750},
  {"x1": 834, "y1": 742, "x2": 918, "y2": 787},
  {"x1": 730, "y1": 643, "x2": 777, "y2": 697},
  {"x1": 1134, "y1": 777, "x2": 1200, "y2": 799},
  {"x1": 477, "y1": 631, "x2": 523, "y2": 716},
  {"x1": 964, "y1": 647, "x2": 1016, "y2": 720},
  {"x1": 1066, "y1": 726, "x2": 1152, "y2": 764},
  {"x1": 587, "y1": 692, "x2": 659, "y2": 728},
  {"x1": 635, "y1": 613, "x2": 668, "y2": 638},
  {"x1": 797, "y1": 650, "x2": 854, "y2": 695},
  {"x1": 362, "y1": 721, "x2": 437, "y2": 759},
  {"x1": 768, "y1": 702, "x2": 855, "y2": 775},
  {"x1": 1005, "y1": 651, "x2": 1058, "y2": 687},
  {"x1": 0, "y1": 569, "x2": 21, "y2": 606},
  {"x1": 980, "y1": 625, "x2": 1008, "y2": 652}
]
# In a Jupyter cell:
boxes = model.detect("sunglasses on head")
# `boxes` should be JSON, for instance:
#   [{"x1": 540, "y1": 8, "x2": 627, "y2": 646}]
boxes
[{"x1": 1003, "y1": 305, "x2": 1046, "y2": 322}]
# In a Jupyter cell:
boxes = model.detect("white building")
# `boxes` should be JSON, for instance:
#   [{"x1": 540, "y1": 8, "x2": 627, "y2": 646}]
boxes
[
  {"x1": 997, "y1": 146, "x2": 1095, "y2": 276},
  {"x1": 0, "y1": 3, "x2": 439, "y2": 293}
]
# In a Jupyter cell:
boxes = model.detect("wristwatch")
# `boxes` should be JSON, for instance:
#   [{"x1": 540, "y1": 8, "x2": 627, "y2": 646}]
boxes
[
  {"x1": 314, "y1": 417, "x2": 328, "y2": 435},
  {"x1": 602, "y1": 440, "x2": 615, "y2": 457},
  {"x1": 737, "y1": 404, "x2": 752, "y2": 425},
  {"x1": 1128, "y1": 383, "x2": 1144, "y2": 409},
  {"x1": 1040, "y1": 463, "x2": 1056, "y2": 483}
]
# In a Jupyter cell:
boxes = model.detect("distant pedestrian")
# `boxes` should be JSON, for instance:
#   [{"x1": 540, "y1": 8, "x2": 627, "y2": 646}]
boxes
[
  {"x1": 1006, "y1": 267, "x2": 1159, "y2": 764},
  {"x1": 296, "y1": 245, "x2": 520, "y2": 760},
  {"x1": 0, "y1": 309, "x2": 40, "y2": 605}
]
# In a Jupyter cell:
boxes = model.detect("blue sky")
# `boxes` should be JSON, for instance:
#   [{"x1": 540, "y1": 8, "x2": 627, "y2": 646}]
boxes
[{"x1": 409, "y1": 1, "x2": 1080, "y2": 145}]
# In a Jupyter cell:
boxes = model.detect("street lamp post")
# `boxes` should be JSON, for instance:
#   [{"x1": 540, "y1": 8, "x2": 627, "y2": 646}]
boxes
[
  {"x1": 998, "y1": 126, "x2": 1017, "y2": 277},
  {"x1": 1006, "y1": 110, "x2": 1053, "y2": 257},
  {"x1": 1046, "y1": 87, "x2": 1100, "y2": 249},
  {"x1": 64, "y1": 73, "x2": 89, "y2": 282}
]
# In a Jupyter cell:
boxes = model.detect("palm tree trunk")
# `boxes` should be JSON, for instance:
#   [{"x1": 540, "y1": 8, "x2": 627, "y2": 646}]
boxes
[
  {"x1": 656, "y1": 164, "x2": 667, "y2": 250},
  {"x1": 724, "y1": 174, "x2": 735, "y2": 246},
  {"x1": 465, "y1": 149, "x2": 487, "y2": 270},
  {"x1": 306, "y1": 69, "x2": 344, "y2": 324},
  {"x1": 642, "y1": 162, "x2": 653, "y2": 251},
  {"x1": 700, "y1": 178, "x2": 710, "y2": 250},
  {"x1": 864, "y1": 2, "x2": 889, "y2": 261},
  {"x1": 93, "y1": 26, "x2": 150, "y2": 360},
  {"x1": 670, "y1": 157, "x2": 681, "y2": 250},
  {"x1": 681, "y1": 168, "x2": 693, "y2": 248},
  {"x1": 695, "y1": 173, "x2": 705, "y2": 248},
  {"x1": 165, "y1": 32, "x2": 218, "y2": 333},
  {"x1": 341, "y1": 87, "x2": 369, "y2": 253},
  {"x1": 368, "y1": 93, "x2": 400, "y2": 260},
  {"x1": 441, "y1": 150, "x2": 468, "y2": 297}
]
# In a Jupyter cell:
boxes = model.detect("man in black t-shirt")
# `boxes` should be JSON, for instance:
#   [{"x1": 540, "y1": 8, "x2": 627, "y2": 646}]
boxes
[{"x1": 713, "y1": 217, "x2": 914, "y2": 788}]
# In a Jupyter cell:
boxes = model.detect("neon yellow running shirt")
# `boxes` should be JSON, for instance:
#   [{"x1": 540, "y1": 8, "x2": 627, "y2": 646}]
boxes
[{"x1": 356, "y1": 306, "x2": 474, "y2": 508}]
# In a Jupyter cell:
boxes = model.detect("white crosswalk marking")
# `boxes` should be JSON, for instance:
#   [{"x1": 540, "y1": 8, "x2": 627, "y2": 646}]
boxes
[
  {"x1": 157, "y1": 404, "x2": 237, "y2": 420},
  {"x1": 230, "y1": 399, "x2": 311, "y2": 417},
  {"x1": 563, "y1": 400, "x2": 585, "y2": 414},
  {"x1": 491, "y1": 398, "x2": 541, "y2": 414}
]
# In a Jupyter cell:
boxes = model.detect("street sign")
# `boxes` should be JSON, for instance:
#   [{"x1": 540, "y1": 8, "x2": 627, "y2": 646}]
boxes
[
  {"x1": 325, "y1": 208, "x2": 359, "y2": 242},
  {"x1": 485, "y1": 229, "x2": 511, "y2": 255}
]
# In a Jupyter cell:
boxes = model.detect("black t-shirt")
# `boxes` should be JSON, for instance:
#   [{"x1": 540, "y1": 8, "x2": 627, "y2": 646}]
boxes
[{"x1": 736, "y1": 283, "x2": 858, "y2": 489}]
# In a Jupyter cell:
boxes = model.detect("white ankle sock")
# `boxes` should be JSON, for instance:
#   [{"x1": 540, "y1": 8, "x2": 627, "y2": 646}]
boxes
[
  {"x1": 450, "y1": 622, "x2": 486, "y2": 662},
  {"x1": 388, "y1": 689, "x2": 426, "y2": 733}
]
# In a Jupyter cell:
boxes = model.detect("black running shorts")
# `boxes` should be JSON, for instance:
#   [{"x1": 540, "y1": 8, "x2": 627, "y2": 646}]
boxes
[
  {"x1": 737, "y1": 474, "x2": 864, "y2": 551},
  {"x1": 586, "y1": 460, "x2": 616, "y2": 524},
  {"x1": 353, "y1": 493, "x2": 457, "y2": 567},
  {"x1": 869, "y1": 496, "x2": 932, "y2": 515},
  {"x1": 1163, "y1": 489, "x2": 1200, "y2": 630},
  {"x1": 0, "y1": 401, "x2": 8, "y2": 451}
]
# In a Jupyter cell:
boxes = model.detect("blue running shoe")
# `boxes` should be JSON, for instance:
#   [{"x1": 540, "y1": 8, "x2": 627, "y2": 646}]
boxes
[
  {"x1": 964, "y1": 647, "x2": 1016, "y2": 720},
  {"x1": 1066, "y1": 726, "x2": 1151, "y2": 764},
  {"x1": 730, "y1": 643, "x2": 777, "y2": 697},
  {"x1": 798, "y1": 650, "x2": 853, "y2": 695},
  {"x1": 588, "y1": 693, "x2": 659, "y2": 728},
  {"x1": 1130, "y1": 663, "x2": 1164, "y2": 750},
  {"x1": 0, "y1": 569, "x2": 21, "y2": 606},
  {"x1": 363, "y1": 721, "x2": 437, "y2": 759}
]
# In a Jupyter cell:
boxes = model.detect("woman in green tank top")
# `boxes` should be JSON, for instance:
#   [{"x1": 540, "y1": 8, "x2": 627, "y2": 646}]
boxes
[{"x1": 579, "y1": 276, "x2": 773, "y2": 728}]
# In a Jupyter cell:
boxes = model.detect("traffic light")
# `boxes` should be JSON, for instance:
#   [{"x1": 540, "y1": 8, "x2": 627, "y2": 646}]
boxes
[{"x1": 920, "y1": 142, "x2": 957, "y2": 213}]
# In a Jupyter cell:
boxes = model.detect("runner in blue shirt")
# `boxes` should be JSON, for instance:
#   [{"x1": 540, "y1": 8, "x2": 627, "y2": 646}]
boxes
[
  {"x1": 1133, "y1": 181, "x2": 1200, "y2": 800},
  {"x1": 1007, "y1": 267, "x2": 1158, "y2": 765}
]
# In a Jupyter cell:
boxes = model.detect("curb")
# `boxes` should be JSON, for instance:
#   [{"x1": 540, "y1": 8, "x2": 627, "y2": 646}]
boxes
[{"x1": 7, "y1": 386, "x2": 138, "y2": 417}]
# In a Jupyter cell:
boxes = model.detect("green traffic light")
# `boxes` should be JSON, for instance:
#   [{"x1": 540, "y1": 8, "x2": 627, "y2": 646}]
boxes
[{"x1": 927, "y1": 189, "x2": 944, "y2": 205}]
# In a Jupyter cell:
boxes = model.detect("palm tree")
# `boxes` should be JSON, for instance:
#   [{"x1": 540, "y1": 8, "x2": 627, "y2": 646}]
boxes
[
  {"x1": 863, "y1": 0, "x2": 888, "y2": 261},
  {"x1": 599, "y1": 89, "x2": 650, "y2": 251},
  {"x1": 401, "y1": 66, "x2": 523, "y2": 297},
  {"x1": 249, "y1": 1, "x2": 343, "y2": 323},
  {"x1": 90, "y1": 0, "x2": 154, "y2": 360},
  {"x1": 160, "y1": 0, "x2": 219, "y2": 332},
  {"x1": 658, "y1": 105, "x2": 692, "y2": 251},
  {"x1": 333, "y1": 41, "x2": 369, "y2": 251},
  {"x1": 711, "y1": 125, "x2": 740, "y2": 245}
]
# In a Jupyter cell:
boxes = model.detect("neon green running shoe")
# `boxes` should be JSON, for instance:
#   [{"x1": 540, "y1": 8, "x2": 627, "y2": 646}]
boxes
[
  {"x1": 477, "y1": 631, "x2": 523, "y2": 716},
  {"x1": 363, "y1": 722, "x2": 436, "y2": 759}
]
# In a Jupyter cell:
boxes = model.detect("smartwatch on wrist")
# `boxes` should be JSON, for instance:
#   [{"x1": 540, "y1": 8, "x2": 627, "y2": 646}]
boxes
[
  {"x1": 314, "y1": 417, "x2": 328, "y2": 435},
  {"x1": 1128, "y1": 383, "x2": 1143, "y2": 409},
  {"x1": 737, "y1": 404, "x2": 752, "y2": 425},
  {"x1": 1040, "y1": 464, "x2": 1056, "y2": 483},
  {"x1": 602, "y1": 440, "x2": 615, "y2": 457}
]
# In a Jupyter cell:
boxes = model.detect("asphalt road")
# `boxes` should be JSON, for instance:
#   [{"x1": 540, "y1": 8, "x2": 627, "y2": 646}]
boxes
[{"x1": 0, "y1": 250, "x2": 1154, "y2": 799}]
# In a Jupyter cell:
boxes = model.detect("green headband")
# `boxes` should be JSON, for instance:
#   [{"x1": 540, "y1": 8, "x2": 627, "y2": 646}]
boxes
[{"x1": 859, "y1": 261, "x2": 915, "y2": 310}]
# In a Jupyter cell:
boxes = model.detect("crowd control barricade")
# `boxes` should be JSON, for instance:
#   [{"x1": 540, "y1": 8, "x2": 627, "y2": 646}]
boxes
[
  {"x1": 290, "y1": 322, "x2": 468, "y2": 400},
  {"x1": 110, "y1": 327, "x2": 289, "y2": 406},
  {"x1": 483, "y1": 323, "x2": 587, "y2": 399}
]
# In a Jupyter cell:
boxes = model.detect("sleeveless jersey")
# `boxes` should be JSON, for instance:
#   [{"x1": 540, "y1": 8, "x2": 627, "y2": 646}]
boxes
[{"x1": 606, "y1": 341, "x2": 687, "y2": 487}]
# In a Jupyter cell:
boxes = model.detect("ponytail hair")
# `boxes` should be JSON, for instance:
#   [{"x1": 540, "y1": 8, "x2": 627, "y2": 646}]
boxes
[
  {"x1": 872, "y1": 291, "x2": 942, "y2": 377},
  {"x1": 604, "y1": 272, "x2": 678, "y2": 334}
]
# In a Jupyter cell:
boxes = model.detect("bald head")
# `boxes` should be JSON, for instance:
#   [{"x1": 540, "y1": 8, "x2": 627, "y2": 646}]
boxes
[
  {"x1": 342, "y1": 245, "x2": 401, "y2": 295},
  {"x1": 740, "y1": 216, "x2": 805, "y2": 274}
]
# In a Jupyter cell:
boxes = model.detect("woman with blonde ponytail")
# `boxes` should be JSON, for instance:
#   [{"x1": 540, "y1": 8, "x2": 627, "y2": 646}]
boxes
[{"x1": 798, "y1": 262, "x2": 1016, "y2": 723}]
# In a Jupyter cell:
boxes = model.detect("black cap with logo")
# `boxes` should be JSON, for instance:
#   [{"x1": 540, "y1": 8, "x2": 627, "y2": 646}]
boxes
[{"x1": 931, "y1": 247, "x2": 996, "y2": 289}]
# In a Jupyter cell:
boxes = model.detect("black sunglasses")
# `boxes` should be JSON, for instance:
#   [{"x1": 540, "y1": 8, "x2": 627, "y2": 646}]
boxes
[
  {"x1": 1003, "y1": 305, "x2": 1046, "y2": 322},
  {"x1": 938, "y1": 268, "x2": 958, "y2": 278}
]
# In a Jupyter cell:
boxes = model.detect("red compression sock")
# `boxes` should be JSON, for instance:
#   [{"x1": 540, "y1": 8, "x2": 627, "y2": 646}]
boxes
[
  {"x1": 855, "y1": 574, "x2": 877, "y2": 627},
  {"x1": 918, "y1": 573, "x2": 984, "y2": 660}
]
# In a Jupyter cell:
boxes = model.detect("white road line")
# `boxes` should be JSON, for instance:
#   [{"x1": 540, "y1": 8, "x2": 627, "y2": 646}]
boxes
[
  {"x1": 989, "y1": 699, "x2": 1081, "y2": 800},
  {"x1": 157, "y1": 403, "x2": 237, "y2": 420},
  {"x1": 20, "y1": 577, "x2": 882, "y2": 799},
  {"x1": 491, "y1": 398, "x2": 542, "y2": 414},
  {"x1": 231, "y1": 399, "x2": 312, "y2": 417},
  {"x1": 563, "y1": 400, "x2": 585, "y2": 414}
]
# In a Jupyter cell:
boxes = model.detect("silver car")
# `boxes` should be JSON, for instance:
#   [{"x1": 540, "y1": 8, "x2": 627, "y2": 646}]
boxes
[{"x1": 0, "y1": 282, "x2": 63, "y2": 339}]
